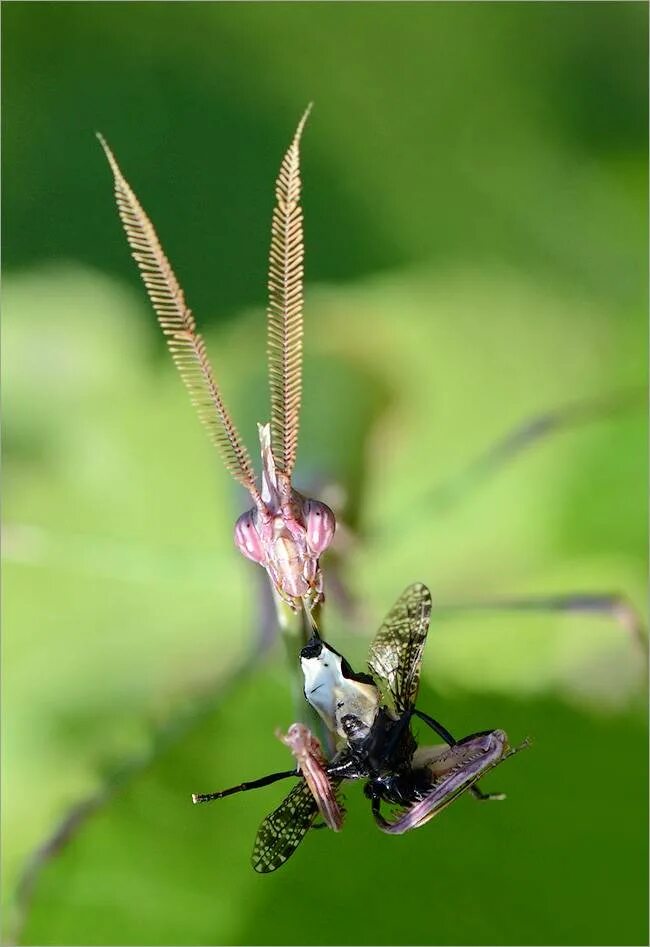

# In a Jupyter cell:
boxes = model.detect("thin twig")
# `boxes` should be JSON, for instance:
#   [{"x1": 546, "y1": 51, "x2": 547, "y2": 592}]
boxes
[
  {"x1": 434, "y1": 592, "x2": 648, "y2": 661},
  {"x1": 424, "y1": 388, "x2": 645, "y2": 516}
]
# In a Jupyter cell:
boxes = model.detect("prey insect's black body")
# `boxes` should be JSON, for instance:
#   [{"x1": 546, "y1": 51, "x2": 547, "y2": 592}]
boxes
[
  {"x1": 194, "y1": 583, "x2": 526, "y2": 871},
  {"x1": 300, "y1": 584, "x2": 518, "y2": 824}
]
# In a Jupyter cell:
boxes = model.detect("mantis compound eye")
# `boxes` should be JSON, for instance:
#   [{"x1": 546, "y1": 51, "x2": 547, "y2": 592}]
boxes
[
  {"x1": 233, "y1": 509, "x2": 266, "y2": 564},
  {"x1": 303, "y1": 499, "x2": 336, "y2": 556}
]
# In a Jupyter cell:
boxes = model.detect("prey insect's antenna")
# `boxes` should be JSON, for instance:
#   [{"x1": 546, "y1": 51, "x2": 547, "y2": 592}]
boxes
[
  {"x1": 96, "y1": 133, "x2": 263, "y2": 509},
  {"x1": 267, "y1": 103, "x2": 312, "y2": 504}
]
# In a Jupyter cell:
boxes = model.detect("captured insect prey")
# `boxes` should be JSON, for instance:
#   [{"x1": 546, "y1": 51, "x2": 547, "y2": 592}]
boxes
[
  {"x1": 98, "y1": 106, "x2": 335, "y2": 612},
  {"x1": 299, "y1": 583, "x2": 528, "y2": 828},
  {"x1": 192, "y1": 583, "x2": 529, "y2": 873}
]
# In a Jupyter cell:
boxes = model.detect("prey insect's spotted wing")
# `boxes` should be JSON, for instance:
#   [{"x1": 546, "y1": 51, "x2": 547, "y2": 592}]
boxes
[
  {"x1": 99, "y1": 108, "x2": 335, "y2": 612},
  {"x1": 367, "y1": 582, "x2": 432, "y2": 713},
  {"x1": 251, "y1": 780, "x2": 319, "y2": 874}
]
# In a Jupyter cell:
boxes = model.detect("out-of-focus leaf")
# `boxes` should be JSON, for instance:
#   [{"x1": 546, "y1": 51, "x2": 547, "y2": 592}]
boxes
[{"x1": 3, "y1": 3, "x2": 647, "y2": 943}]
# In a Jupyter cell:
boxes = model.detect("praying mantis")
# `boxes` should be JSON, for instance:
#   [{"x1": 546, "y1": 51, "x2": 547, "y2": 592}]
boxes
[
  {"x1": 98, "y1": 108, "x2": 645, "y2": 654},
  {"x1": 7, "y1": 108, "x2": 644, "y2": 934},
  {"x1": 98, "y1": 105, "x2": 335, "y2": 616}
]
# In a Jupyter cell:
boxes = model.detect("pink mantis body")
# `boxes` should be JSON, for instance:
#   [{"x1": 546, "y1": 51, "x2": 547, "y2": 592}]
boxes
[
  {"x1": 99, "y1": 106, "x2": 335, "y2": 611},
  {"x1": 277, "y1": 722, "x2": 343, "y2": 831},
  {"x1": 233, "y1": 423, "x2": 335, "y2": 610}
]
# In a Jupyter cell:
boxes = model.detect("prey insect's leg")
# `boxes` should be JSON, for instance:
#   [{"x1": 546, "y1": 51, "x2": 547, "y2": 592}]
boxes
[
  {"x1": 192, "y1": 769, "x2": 298, "y2": 804},
  {"x1": 370, "y1": 794, "x2": 382, "y2": 820},
  {"x1": 412, "y1": 709, "x2": 456, "y2": 746},
  {"x1": 470, "y1": 784, "x2": 506, "y2": 801},
  {"x1": 413, "y1": 710, "x2": 503, "y2": 801},
  {"x1": 435, "y1": 593, "x2": 647, "y2": 657}
]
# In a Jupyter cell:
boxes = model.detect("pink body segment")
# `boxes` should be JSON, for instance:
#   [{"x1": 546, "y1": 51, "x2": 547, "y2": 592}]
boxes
[
  {"x1": 233, "y1": 423, "x2": 336, "y2": 609},
  {"x1": 278, "y1": 723, "x2": 343, "y2": 831}
]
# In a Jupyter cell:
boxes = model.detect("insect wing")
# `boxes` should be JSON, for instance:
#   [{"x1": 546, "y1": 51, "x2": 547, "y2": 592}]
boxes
[
  {"x1": 251, "y1": 781, "x2": 319, "y2": 873},
  {"x1": 367, "y1": 583, "x2": 432, "y2": 713}
]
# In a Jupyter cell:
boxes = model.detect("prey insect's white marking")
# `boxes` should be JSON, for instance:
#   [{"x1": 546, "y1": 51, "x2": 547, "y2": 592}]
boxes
[
  {"x1": 98, "y1": 107, "x2": 336, "y2": 612},
  {"x1": 300, "y1": 638, "x2": 380, "y2": 743}
]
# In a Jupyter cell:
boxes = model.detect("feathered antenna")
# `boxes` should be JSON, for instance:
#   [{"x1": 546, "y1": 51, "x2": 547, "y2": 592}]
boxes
[
  {"x1": 267, "y1": 104, "x2": 312, "y2": 493},
  {"x1": 97, "y1": 133, "x2": 263, "y2": 506}
]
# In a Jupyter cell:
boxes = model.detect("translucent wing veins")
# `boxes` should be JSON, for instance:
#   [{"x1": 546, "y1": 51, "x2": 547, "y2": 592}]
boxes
[
  {"x1": 251, "y1": 780, "x2": 318, "y2": 873},
  {"x1": 367, "y1": 583, "x2": 432, "y2": 713}
]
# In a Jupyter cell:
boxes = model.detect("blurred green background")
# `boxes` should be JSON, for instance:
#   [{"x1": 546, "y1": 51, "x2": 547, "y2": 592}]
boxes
[{"x1": 2, "y1": 3, "x2": 648, "y2": 945}]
